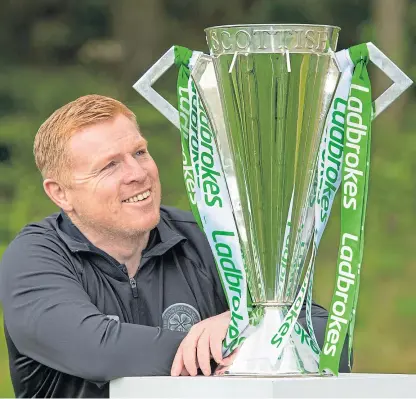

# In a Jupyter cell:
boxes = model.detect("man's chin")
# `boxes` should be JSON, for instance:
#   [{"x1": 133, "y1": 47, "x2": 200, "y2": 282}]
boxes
[
  {"x1": 144, "y1": 212, "x2": 161, "y2": 232},
  {"x1": 125, "y1": 211, "x2": 160, "y2": 235}
]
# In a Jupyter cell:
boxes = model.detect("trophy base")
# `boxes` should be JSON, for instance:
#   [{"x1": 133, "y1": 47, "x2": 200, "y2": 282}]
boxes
[
  {"x1": 215, "y1": 306, "x2": 329, "y2": 377},
  {"x1": 214, "y1": 371, "x2": 325, "y2": 378}
]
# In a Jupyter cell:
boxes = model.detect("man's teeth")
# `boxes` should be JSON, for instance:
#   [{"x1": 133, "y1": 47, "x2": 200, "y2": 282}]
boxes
[{"x1": 123, "y1": 190, "x2": 151, "y2": 203}]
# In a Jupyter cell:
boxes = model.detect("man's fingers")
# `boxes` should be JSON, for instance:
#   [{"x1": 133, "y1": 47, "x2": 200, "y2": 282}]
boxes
[
  {"x1": 211, "y1": 311, "x2": 230, "y2": 365},
  {"x1": 180, "y1": 368, "x2": 190, "y2": 376},
  {"x1": 182, "y1": 327, "x2": 201, "y2": 376},
  {"x1": 171, "y1": 345, "x2": 184, "y2": 377},
  {"x1": 209, "y1": 330, "x2": 224, "y2": 365},
  {"x1": 221, "y1": 347, "x2": 240, "y2": 366},
  {"x1": 172, "y1": 312, "x2": 231, "y2": 377},
  {"x1": 197, "y1": 329, "x2": 212, "y2": 376}
]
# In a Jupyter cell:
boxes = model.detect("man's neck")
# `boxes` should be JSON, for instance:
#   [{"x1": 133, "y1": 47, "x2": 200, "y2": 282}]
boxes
[
  {"x1": 91, "y1": 231, "x2": 150, "y2": 278},
  {"x1": 67, "y1": 215, "x2": 150, "y2": 278}
]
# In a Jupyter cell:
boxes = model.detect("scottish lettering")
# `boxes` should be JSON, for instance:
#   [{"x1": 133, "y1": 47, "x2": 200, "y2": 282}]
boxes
[{"x1": 207, "y1": 26, "x2": 335, "y2": 55}]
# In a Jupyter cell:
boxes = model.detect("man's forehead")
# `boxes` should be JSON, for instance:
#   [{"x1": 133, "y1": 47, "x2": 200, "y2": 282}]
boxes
[
  {"x1": 95, "y1": 135, "x2": 146, "y2": 157},
  {"x1": 68, "y1": 118, "x2": 147, "y2": 167}
]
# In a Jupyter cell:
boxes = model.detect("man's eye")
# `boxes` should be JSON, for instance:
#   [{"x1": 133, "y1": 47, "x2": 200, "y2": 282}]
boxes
[
  {"x1": 102, "y1": 161, "x2": 116, "y2": 171},
  {"x1": 135, "y1": 149, "x2": 147, "y2": 156}
]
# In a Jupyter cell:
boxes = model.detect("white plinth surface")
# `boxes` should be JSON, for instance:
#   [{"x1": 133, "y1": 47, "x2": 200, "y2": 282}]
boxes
[{"x1": 110, "y1": 373, "x2": 416, "y2": 398}]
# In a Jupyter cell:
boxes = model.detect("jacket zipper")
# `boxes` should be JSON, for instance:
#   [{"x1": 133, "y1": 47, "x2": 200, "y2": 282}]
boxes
[
  {"x1": 129, "y1": 277, "x2": 139, "y2": 298},
  {"x1": 129, "y1": 277, "x2": 141, "y2": 324},
  {"x1": 85, "y1": 250, "x2": 141, "y2": 322}
]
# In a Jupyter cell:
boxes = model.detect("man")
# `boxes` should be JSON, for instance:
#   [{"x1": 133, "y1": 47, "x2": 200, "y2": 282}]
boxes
[{"x1": 0, "y1": 95, "x2": 350, "y2": 398}]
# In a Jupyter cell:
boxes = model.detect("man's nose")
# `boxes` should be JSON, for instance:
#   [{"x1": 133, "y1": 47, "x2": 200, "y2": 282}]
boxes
[{"x1": 123, "y1": 154, "x2": 147, "y2": 183}]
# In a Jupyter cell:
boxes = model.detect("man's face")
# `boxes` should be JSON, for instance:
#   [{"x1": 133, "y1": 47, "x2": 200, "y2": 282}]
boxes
[{"x1": 65, "y1": 114, "x2": 161, "y2": 238}]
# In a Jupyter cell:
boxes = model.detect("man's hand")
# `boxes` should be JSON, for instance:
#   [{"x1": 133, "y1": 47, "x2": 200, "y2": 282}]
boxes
[{"x1": 170, "y1": 311, "x2": 231, "y2": 377}]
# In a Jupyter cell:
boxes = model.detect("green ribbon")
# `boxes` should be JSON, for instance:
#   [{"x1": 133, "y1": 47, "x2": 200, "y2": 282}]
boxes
[
  {"x1": 319, "y1": 44, "x2": 372, "y2": 375},
  {"x1": 346, "y1": 44, "x2": 372, "y2": 367},
  {"x1": 174, "y1": 45, "x2": 193, "y2": 68},
  {"x1": 174, "y1": 45, "x2": 202, "y2": 229},
  {"x1": 174, "y1": 45, "x2": 254, "y2": 354}
]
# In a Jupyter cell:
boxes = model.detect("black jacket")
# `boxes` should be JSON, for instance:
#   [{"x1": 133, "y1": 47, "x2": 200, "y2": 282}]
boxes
[{"x1": 0, "y1": 205, "x2": 350, "y2": 398}]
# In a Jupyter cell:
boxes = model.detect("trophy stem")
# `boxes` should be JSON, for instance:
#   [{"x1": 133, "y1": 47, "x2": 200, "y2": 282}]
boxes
[{"x1": 216, "y1": 305, "x2": 323, "y2": 377}]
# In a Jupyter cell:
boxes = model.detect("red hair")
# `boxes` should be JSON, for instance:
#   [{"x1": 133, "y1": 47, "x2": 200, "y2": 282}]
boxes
[{"x1": 34, "y1": 94, "x2": 137, "y2": 183}]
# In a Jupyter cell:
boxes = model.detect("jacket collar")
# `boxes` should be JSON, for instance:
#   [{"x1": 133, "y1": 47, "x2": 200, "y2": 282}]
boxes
[{"x1": 55, "y1": 207, "x2": 187, "y2": 259}]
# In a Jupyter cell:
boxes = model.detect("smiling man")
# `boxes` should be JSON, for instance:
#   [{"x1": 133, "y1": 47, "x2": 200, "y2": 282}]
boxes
[{"x1": 0, "y1": 95, "x2": 350, "y2": 398}]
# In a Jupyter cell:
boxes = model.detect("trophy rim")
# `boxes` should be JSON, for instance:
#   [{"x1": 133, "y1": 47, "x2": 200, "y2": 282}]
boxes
[{"x1": 205, "y1": 23, "x2": 341, "y2": 32}]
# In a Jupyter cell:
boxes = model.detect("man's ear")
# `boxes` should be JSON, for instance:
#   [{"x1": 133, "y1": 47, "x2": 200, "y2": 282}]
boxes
[{"x1": 43, "y1": 179, "x2": 74, "y2": 212}]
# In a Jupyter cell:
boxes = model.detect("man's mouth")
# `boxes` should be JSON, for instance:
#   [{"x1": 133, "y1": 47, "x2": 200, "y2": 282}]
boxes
[{"x1": 122, "y1": 190, "x2": 151, "y2": 203}]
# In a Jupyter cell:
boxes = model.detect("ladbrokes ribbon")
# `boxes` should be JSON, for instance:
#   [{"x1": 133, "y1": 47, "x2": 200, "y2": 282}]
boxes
[
  {"x1": 305, "y1": 49, "x2": 354, "y2": 351},
  {"x1": 319, "y1": 44, "x2": 372, "y2": 375},
  {"x1": 175, "y1": 46, "x2": 203, "y2": 229},
  {"x1": 174, "y1": 46, "x2": 251, "y2": 355}
]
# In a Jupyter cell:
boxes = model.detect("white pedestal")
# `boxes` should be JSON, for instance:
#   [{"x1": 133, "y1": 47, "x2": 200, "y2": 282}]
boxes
[{"x1": 110, "y1": 373, "x2": 416, "y2": 398}]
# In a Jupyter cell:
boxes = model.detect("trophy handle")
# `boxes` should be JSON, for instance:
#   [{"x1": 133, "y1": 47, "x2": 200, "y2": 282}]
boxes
[
  {"x1": 366, "y1": 42, "x2": 413, "y2": 119},
  {"x1": 132, "y1": 46, "x2": 180, "y2": 129}
]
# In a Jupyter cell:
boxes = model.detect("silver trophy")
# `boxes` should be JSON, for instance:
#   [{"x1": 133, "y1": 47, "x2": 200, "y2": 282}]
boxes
[{"x1": 134, "y1": 24, "x2": 412, "y2": 376}]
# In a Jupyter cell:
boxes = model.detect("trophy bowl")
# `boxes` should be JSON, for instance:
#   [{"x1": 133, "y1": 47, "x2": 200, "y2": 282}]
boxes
[{"x1": 191, "y1": 24, "x2": 341, "y2": 375}]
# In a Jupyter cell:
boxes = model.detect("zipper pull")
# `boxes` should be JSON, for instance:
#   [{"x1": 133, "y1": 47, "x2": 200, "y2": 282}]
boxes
[{"x1": 129, "y1": 277, "x2": 139, "y2": 298}]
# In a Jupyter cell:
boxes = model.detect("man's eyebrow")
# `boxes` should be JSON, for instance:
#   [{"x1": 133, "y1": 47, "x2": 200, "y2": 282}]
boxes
[
  {"x1": 136, "y1": 137, "x2": 148, "y2": 147},
  {"x1": 90, "y1": 138, "x2": 148, "y2": 170}
]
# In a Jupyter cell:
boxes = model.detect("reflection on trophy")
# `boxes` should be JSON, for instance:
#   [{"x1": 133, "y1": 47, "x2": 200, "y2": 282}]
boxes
[{"x1": 134, "y1": 24, "x2": 412, "y2": 376}]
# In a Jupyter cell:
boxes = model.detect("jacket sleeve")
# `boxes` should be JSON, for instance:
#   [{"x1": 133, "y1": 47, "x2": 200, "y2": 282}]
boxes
[
  {"x1": 298, "y1": 303, "x2": 352, "y2": 373},
  {"x1": 0, "y1": 233, "x2": 186, "y2": 382}
]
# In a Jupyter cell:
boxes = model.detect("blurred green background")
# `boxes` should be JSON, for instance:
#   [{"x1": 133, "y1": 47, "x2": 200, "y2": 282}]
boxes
[{"x1": 0, "y1": 0, "x2": 415, "y2": 396}]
